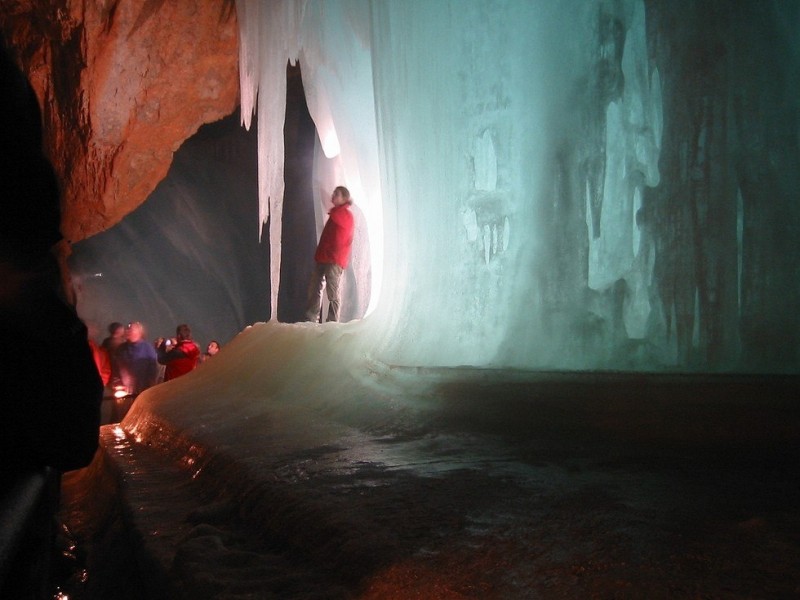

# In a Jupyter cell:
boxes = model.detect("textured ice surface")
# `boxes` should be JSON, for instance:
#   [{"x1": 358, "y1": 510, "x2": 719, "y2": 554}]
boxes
[
  {"x1": 72, "y1": 1, "x2": 800, "y2": 371},
  {"x1": 98, "y1": 321, "x2": 800, "y2": 598},
  {"x1": 235, "y1": 0, "x2": 800, "y2": 371}
]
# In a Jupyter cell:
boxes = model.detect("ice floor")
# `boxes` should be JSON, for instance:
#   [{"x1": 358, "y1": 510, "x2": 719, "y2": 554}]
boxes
[{"x1": 59, "y1": 324, "x2": 800, "y2": 599}]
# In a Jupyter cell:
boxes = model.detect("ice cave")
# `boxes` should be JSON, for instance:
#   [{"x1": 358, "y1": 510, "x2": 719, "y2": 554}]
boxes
[
  {"x1": 2, "y1": 0, "x2": 800, "y2": 598},
  {"x1": 68, "y1": 0, "x2": 800, "y2": 373}
]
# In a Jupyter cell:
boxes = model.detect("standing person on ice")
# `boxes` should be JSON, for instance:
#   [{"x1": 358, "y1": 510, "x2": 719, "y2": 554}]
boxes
[{"x1": 304, "y1": 185, "x2": 355, "y2": 323}]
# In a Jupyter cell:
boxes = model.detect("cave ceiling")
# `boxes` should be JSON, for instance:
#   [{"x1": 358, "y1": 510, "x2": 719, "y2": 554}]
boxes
[{"x1": 0, "y1": 0, "x2": 239, "y2": 245}]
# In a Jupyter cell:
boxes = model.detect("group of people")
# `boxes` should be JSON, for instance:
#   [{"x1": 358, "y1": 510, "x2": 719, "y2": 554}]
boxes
[{"x1": 90, "y1": 320, "x2": 220, "y2": 398}]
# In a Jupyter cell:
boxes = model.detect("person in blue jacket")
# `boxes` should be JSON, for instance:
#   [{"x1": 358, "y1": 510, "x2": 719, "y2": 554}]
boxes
[{"x1": 115, "y1": 321, "x2": 158, "y2": 396}]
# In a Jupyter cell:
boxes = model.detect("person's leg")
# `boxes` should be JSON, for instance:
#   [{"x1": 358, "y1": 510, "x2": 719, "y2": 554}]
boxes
[
  {"x1": 304, "y1": 263, "x2": 326, "y2": 322},
  {"x1": 324, "y1": 264, "x2": 344, "y2": 322}
]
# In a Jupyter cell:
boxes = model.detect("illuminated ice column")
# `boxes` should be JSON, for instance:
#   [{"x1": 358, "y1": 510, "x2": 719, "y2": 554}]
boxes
[{"x1": 298, "y1": 1, "x2": 384, "y2": 316}]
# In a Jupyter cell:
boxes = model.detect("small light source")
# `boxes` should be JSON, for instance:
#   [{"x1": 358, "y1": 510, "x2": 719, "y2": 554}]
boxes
[
  {"x1": 113, "y1": 385, "x2": 129, "y2": 399},
  {"x1": 320, "y1": 125, "x2": 341, "y2": 158}
]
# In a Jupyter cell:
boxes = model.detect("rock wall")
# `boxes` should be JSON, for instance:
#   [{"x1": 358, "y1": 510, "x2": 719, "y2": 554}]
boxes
[{"x1": 0, "y1": 0, "x2": 239, "y2": 245}]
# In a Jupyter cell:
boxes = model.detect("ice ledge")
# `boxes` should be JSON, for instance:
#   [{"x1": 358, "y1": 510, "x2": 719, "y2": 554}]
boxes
[{"x1": 74, "y1": 359, "x2": 800, "y2": 597}]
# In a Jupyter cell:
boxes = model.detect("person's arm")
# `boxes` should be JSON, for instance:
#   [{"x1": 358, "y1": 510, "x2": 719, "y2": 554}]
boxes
[{"x1": 156, "y1": 338, "x2": 184, "y2": 364}]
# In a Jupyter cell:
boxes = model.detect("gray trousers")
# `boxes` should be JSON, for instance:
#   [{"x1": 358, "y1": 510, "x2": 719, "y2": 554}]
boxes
[{"x1": 305, "y1": 262, "x2": 344, "y2": 322}]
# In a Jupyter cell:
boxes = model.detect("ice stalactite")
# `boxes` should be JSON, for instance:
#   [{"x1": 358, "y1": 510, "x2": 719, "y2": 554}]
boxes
[
  {"x1": 235, "y1": 1, "x2": 310, "y2": 319},
  {"x1": 587, "y1": 0, "x2": 662, "y2": 352},
  {"x1": 645, "y1": 0, "x2": 800, "y2": 370}
]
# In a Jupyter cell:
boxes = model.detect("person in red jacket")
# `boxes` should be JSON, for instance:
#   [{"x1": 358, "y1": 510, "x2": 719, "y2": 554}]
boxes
[
  {"x1": 305, "y1": 186, "x2": 355, "y2": 322},
  {"x1": 156, "y1": 323, "x2": 200, "y2": 381}
]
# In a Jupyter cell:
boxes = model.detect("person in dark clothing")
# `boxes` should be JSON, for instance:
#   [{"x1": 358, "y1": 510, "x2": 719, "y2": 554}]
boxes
[
  {"x1": 1, "y1": 32, "x2": 102, "y2": 599},
  {"x1": 101, "y1": 321, "x2": 125, "y2": 381},
  {"x1": 115, "y1": 321, "x2": 158, "y2": 395},
  {"x1": 101, "y1": 321, "x2": 125, "y2": 353},
  {"x1": 0, "y1": 29, "x2": 102, "y2": 488}
]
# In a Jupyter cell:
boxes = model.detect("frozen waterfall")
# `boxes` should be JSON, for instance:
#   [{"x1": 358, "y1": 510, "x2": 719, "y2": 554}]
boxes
[
  {"x1": 235, "y1": 0, "x2": 799, "y2": 372},
  {"x1": 70, "y1": 0, "x2": 800, "y2": 372}
]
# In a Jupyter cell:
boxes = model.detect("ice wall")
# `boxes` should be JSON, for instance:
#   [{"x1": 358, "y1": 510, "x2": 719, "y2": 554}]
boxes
[
  {"x1": 237, "y1": 0, "x2": 594, "y2": 366},
  {"x1": 368, "y1": 0, "x2": 598, "y2": 367},
  {"x1": 236, "y1": 0, "x2": 799, "y2": 372}
]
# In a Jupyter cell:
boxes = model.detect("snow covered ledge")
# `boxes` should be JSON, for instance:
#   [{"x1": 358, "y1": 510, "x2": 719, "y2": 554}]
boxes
[
  {"x1": 114, "y1": 320, "x2": 421, "y2": 591},
  {"x1": 122, "y1": 320, "x2": 407, "y2": 473},
  {"x1": 94, "y1": 320, "x2": 800, "y2": 597}
]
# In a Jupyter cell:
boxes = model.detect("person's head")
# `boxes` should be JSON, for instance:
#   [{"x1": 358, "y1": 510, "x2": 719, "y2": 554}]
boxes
[
  {"x1": 206, "y1": 340, "x2": 220, "y2": 355},
  {"x1": 126, "y1": 321, "x2": 144, "y2": 342},
  {"x1": 331, "y1": 186, "x2": 351, "y2": 207},
  {"x1": 176, "y1": 324, "x2": 192, "y2": 341},
  {"x1": 109, "y1": 322, "x2": 124, "y2": 338}
]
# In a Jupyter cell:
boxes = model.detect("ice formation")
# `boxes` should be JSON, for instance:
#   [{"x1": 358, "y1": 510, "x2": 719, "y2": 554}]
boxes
[
  {"x1": 63, "y1": 4, "x2": 799, "y2": 593},
  {"x1": 234, "y1": 0, "x2": 799, "y2": 372},
  {"x1": 72, "y1": 0, "x2": 799, "y2": 372}
]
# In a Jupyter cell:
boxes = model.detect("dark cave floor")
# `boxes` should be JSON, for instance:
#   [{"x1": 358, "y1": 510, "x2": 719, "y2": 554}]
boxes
[{"x1": 58, "y1": 373, "x2": 800, "y2": 599}]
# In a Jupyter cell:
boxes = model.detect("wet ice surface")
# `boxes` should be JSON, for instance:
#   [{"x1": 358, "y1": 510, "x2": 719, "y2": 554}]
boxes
[{"x1": 61, "y1": 324, "x2": 800, "y2": 599}]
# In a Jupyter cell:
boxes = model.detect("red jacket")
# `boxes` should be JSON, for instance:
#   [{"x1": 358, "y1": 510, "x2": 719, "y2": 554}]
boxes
[
  {"x1": 161, "y1": 339, "x2": 200, "y2": 381},
  {"x1": 88, "y1": 339, "x2": 112, "y2": 386},
  {"x1": 315, "y1": 203, "x2": 354, "y2": 269}
]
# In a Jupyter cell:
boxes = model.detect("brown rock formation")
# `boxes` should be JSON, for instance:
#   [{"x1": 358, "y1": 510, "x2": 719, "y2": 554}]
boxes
[{"x1": 0, "y1": 0, "x2": 239, "y2": 245}]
